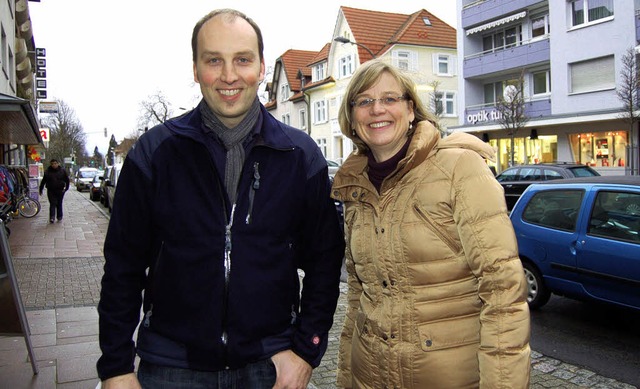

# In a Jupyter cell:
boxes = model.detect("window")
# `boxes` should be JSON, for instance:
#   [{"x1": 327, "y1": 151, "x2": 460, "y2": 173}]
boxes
[
  {"x1": 571, "y1": 0, "x2": 614, "y2": 27},
  {"x1": 312, "y1": 63, "x2": 325, "y2": 82},
  {"x1": 314, "y1": 100, "x2": 327, "y2": 123},
  {"x1": 522, "y1": 190, "x2": 583, "y2": 231},
  {"x1": 316, "y1": 138, "x2": 328, "y2": 156},
  {"x1": 339, "y1": 55, "x2": 354, "y2": 78},
  {"x1": 299, "y1": 109, "x2": 306, "y2": 130},
  {"x1": 532, "y1": 70, "x2": 551, "y2": 95},
  {"x1": 392, "y1": 50, "x2": 418, "y2": 71},
  {"x1": 570, "y1": 55, "x2": 615, "y2": 94},
  {"x1": 1, "y1": 27, "x2": 7, "y2": 77},
  {"x1": 531, "y1": 14, "x2": 550, "y2": 39},
  {"x1": 484, "y1": 79, "x2": 520, "y2": 105},
  {"x1": 433, "y1": 54, "x2": 455, "y2": 76},
  {"x1": 280, "y1": 84, "x2": 289, "y2": 102},
  {"x1": 482, "y1": 25, "x2": 522, "y2": 52},
  {"x1": 281, "y1": 113, "x2": 290, "y2": 126},
  {"x1": 589, "y1": 191, "x2": 640, "y2": 243},
  {"x1": 434, "y1": 92, "x2": 456, "y2": 116}
]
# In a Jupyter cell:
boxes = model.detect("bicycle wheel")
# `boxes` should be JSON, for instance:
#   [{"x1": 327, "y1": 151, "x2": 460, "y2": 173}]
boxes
[{"x1": 18, "y1": 197, "x2": 41, "y2": 218}]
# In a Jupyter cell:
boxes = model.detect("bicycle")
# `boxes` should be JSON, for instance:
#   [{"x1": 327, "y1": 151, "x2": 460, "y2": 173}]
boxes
[{"x1": 15, "y1": 191, "x2": 41, "y2": 218}]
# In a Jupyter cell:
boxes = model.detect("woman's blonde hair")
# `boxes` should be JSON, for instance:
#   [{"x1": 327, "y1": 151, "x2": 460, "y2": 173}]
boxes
[{"x1": 338, "y1": 60, "x2": 435, "y2": 154}]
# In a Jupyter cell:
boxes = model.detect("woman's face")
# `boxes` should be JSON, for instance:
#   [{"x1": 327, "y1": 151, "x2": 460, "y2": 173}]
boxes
[{"x1": 352, "y1": 72, "x2": 414, "y2": 162}]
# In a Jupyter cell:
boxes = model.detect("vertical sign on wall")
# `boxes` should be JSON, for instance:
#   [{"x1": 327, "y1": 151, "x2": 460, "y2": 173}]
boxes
[{"x1": 35, "y1": 48, "x2": 47, "y2": 100}]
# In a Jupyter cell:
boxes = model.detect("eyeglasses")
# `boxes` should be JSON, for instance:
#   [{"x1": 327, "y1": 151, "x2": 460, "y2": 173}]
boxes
[{"x1": 351, "y1": 95, "x2": 408, "y2": 109}]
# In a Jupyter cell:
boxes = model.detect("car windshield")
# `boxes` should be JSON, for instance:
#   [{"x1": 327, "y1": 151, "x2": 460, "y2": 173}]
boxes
[
  {"x1": 80, "y1": 171, "x2": 98, "y2": 178},
  {"x1": 570, "y1": 167, "x2": 600, "y2": 177}
]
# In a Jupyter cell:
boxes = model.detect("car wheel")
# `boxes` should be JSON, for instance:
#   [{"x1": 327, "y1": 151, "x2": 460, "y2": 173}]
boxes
[{"x1": 522, "y1": 261, "x2": 551, "y2": 309}]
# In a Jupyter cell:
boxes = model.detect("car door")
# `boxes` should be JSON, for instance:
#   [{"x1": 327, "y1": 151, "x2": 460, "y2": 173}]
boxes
[
  {"x1": 577, "y1": 188, "x2": 640, "y2": 308},
  {"x1": 518, "y1": 188, "x2": 584, "y2": 286}
]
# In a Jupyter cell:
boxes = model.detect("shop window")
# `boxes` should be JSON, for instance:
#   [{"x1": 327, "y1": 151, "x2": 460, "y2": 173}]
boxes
[{"x1": 570, "y1": 131, "x2": 628, "y2": 167}]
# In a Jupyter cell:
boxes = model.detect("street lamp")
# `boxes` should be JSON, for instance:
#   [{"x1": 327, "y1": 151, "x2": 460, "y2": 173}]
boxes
[{"x1": 333, "y1": 36, "x2": 376, "y2": 59}]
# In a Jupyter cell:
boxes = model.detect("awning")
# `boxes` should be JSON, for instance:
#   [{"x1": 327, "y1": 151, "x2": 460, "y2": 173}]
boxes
[
  {"x1": 466, "y1": 11, "x2": 527, "y2": 36},
  {"x1": 0, "y1": 93, "x2": 42, "y2": 145}
]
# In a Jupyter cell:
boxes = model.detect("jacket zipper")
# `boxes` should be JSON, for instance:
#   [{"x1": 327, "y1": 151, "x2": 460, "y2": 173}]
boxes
[
  {"x1": 221, "y1": 203, "x2": 236, "y2": 348},
  {"x1": 245, "y1": 162, "x2": 260, "y2": 224}
]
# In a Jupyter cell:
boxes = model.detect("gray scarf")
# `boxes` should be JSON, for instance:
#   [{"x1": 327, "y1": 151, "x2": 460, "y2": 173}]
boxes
[{"x1": 200, "y1": 97, "x2": 261, "y2": 203}]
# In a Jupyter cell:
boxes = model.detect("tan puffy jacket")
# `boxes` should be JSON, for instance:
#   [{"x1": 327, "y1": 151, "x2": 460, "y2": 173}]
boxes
[{"x1": 331, "y1": 122, "x2": 530, "y2": 389}]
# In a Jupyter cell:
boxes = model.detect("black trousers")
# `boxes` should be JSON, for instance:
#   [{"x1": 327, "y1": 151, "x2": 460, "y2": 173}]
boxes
[{"x1": 47, "y1": 190, "x2": 66, "y2": 220}]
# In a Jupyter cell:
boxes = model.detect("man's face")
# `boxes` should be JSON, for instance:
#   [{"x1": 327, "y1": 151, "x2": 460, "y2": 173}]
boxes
[{"x1": 193, "y1": 15, "x2": 265, "y2": 128}]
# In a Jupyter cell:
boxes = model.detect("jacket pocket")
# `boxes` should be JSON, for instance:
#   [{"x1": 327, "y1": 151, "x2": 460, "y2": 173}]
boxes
[
  {"x1": 412, "y1": 202, "x2": 462, "y2": 253},
  {"x1": 418, "y1": 313, "x2": 480, "y2": 352}
]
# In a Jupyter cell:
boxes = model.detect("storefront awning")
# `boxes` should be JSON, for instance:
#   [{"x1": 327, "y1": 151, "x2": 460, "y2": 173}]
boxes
[
  {"x1": 466, "y1": 11, "x2": 527, "y2": 36},
  {"x1": 0, "y1": 93, "x2": 42, "y2": 145}
]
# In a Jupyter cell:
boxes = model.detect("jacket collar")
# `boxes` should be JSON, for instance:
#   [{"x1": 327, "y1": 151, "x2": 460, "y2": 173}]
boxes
[
  {"x1": 163, "y1": 100, "x2": 297, "y2": 150},
  {"x1": 331, "y1": 121, "x2": 495, "y2": 202}
]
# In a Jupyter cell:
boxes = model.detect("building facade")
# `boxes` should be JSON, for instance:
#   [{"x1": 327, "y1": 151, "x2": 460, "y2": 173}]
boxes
[
  {"x1": 456, "y1": 0, "x2": 639, "y2": 175},
  {"x1": 265, "y1": 6, "x2": 458, "y2": 164},
  {"x1": 0, "y1": 0, "x2": 42, "y2": 167}
]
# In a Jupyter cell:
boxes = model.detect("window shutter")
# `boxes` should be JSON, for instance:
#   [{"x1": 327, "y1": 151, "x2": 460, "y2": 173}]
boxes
[
  {"x1": 410, "y1": 52, "x2": 419, "y2": 72},
  {"x1": 432, "y1": 53, "x2": 438, "y2": 74}
]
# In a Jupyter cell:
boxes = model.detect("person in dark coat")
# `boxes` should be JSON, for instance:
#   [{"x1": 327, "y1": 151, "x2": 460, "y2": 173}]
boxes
[{"x1": 39, "y1": 159, "x2": 69, "y2": 223}]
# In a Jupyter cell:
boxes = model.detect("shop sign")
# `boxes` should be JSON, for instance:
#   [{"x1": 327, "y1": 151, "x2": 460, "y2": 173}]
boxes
[{"x1": 467, "y1": 109, "x2": 502, "y2": 125}]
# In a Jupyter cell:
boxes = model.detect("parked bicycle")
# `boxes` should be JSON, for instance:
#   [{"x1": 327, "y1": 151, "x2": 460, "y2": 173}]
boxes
[{"x1": 0, "y1": 189, "x2": 41, "y2": 236}]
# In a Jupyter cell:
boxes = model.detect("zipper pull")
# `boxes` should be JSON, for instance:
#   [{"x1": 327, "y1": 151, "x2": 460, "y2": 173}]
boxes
[
  {"x1": 246, "y1": 162, "x2": 260, "y2": 224},
  {"x1": 143, "y1": 304, "x2": 153, "y2": 328},
  {"x1": 290, "y1": 304, "x2": 297, "y2": 324}
]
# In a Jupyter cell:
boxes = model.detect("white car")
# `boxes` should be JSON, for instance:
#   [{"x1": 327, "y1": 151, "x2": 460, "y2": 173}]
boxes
[
  {"x1": 75, "y1": 167, "x2": 100, "y2": 192},
  {"x1": 105, "y1": 164, "x2": 123, "y2": 213}
]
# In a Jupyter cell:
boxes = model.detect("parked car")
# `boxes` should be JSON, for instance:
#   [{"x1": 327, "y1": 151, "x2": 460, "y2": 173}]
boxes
[
  {"x1": 74, "y1": 167, "x2": 100, "y2": 192},
  {"x1": 509, "y1": 176, "x2": 640, "y2": 311},
  {"x1": 496, "y1": 163, "x2": 600, "y2": 210},
  {"x1": 89, "y1": 175, "x2": 102, "y2": 201},
  {"x1": 327, "y1": 159, "x2": 340, "y2": 177},
  {"x1": 100, "y1": 166, "x2": 114, "y2": 207},
  {"x1": 105, "y1": 164, "x2": 123, "y2": 213}
]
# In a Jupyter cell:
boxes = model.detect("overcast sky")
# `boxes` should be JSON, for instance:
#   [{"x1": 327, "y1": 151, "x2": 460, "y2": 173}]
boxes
[{"x1": 29, "y1": 1, "x2": 456, "y2": 154}]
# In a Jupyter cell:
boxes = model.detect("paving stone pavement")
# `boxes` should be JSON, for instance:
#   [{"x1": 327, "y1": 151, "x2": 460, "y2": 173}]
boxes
[{"x1": 0, "y1": 188, "x2": 636, "y2": 388}]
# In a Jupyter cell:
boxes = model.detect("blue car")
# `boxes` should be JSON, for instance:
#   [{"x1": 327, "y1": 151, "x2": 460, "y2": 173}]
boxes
[{"x1": 509, "y1": 176, "x2": 640, "y2": 310}]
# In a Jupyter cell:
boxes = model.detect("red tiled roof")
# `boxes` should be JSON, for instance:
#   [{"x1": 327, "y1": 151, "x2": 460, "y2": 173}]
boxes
[
  {"x1": 307, "y1": 43, "x2": 331, "y2": 66},
  {"x1": 340, "y1": 6, "x2": 456, "y2": 63},
  {"x1": 278, "y1": 49, "x2": 318, "y2": 92}
]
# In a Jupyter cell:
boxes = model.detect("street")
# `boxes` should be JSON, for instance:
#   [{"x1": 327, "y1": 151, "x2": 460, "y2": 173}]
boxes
[{"x1": 531, "y1": 295, "x2": 640, "y2": 387}]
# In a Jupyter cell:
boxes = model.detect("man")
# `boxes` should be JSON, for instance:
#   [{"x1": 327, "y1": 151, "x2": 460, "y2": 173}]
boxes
[
  {"x1": 97, "y1": 9, "x2": 344, "y2": 389},
  {"x1": 38, "y1": 159, "x2": 69, "y2": 223}
]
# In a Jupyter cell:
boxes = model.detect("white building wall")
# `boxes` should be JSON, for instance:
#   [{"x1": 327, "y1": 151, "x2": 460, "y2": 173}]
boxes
[
  {"x1": 549, "y1": 1, "x2": 636, "y2": 115},
  {"x1": 0, "y1": 0, "x2": 17, "y2": 95}
]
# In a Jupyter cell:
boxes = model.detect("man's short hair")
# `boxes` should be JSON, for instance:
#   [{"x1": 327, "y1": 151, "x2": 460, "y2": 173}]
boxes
[
  {"x1": 50, "y1": 159, "x2": 59, "y2": 163},
  {"x1": 191, "y1": 9, "x2": 264, "y2": 63}
]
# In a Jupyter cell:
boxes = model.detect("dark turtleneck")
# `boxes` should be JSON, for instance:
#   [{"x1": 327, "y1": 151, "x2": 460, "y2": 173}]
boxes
[{"x1": 367, "y1": 137, "x2": 411, "y2": 193}]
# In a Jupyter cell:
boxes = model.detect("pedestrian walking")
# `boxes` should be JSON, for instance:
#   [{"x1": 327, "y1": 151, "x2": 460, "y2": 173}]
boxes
[
  {"x1": 38, "y1": 159, "x2": 69, "y2": 223},
  {"x1": 96, "y1": 8, "x2": 345, "y2": 389}
]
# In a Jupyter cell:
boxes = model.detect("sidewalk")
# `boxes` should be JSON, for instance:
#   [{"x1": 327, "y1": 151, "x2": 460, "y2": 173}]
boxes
[{"x1": 0, "y1": 188, "x2": 637, "y2": 388}]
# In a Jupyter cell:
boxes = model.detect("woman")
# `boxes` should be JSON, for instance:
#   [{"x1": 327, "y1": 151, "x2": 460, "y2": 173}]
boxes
[{"x1": 331, "y1": 60, "x2": 530, "y2": 388}]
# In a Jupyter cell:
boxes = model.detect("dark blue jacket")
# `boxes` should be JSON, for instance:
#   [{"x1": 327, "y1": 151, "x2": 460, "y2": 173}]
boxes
[{"x1": 97, "y1": 103, "x2": 345, "y2": 380}]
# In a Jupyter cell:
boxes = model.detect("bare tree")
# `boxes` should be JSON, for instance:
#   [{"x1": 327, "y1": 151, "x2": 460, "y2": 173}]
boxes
[
  {"x1": 496, "y1": 71, "x2": 529, "y2": 167},
  {"x1": 616, "y1": 46, "x2": 640, "y2": 175},
  {"x1": 138, "y1": 91, "x2": 173, "y2": 129},
  {"x1": 429, "y1": 80, "x2": 447, "y2": 137},
  {"x1": 40, "y1": 99, "x2": 89, "y2": 167}
]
